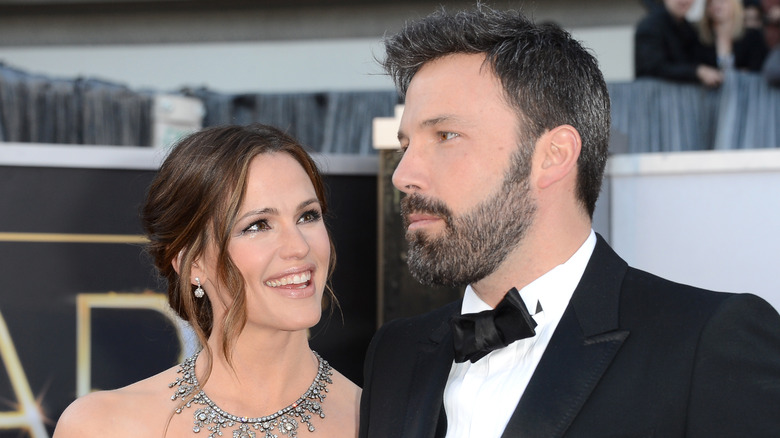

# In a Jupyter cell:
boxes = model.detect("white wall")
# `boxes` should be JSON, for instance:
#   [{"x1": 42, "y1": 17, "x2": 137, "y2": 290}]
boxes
[
  {"x1": 0, "y1": 39, "x2": 393, "y2": 93},
  {"x1": 571, "y1": 26, "x2": 634, "y2": 82},
  {"x1": 608, "y1": 149, "x2": 780, "y2": 312},
  {"x1": 0, "y1": 26, "x2": 634, "y2": 95}
]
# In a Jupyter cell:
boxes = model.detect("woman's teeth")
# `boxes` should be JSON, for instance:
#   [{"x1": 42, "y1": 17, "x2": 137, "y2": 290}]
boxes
[{"x1": 265, "y1": 271, "x2": 312, "y2": 288}]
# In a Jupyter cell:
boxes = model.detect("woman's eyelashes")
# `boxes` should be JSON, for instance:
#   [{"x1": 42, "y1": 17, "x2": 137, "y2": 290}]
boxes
[
  {"x1": 297, "y1": 209, "x2": 322, "y2": 224},
  {"x1": 241, "y1": 219, "x2": 270, "y2": 235},
  {"x1": 239, "y1": 209, "x2": 322, "y2": 236}
]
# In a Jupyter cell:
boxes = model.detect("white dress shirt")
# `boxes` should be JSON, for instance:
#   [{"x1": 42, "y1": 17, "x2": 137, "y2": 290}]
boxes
[{"x1": 443, "y1": 230, "x2": 597, "y2": 438}]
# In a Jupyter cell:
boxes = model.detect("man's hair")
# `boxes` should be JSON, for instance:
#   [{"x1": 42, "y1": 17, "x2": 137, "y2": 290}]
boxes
[{"x1": 383, "y1": 5, "x2": 611, "y2": 217}]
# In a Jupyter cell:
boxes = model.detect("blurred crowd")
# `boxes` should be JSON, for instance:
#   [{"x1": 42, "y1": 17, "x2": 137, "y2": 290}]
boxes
[{"x1": 635, "y1": 0, "x2": 780, "y2": 86}]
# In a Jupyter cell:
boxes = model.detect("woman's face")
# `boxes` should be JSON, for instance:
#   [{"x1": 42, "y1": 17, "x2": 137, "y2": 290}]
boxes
[
  {"x1": 200, "y1": 152, "x2": 331, "y2": 333},
  {"x1": 707, "y1": 0, "x2": 735, "y2": 22}
]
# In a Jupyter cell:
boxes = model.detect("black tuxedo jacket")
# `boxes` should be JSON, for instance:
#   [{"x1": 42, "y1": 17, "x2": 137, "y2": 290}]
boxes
[{"x1": 359, "y1": 235, "x2": 780, "y2": 437}]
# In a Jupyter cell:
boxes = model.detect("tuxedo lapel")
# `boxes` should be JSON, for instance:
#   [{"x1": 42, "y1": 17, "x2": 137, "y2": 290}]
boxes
[
  {"x1": 403, "y1": 304, "x2": 459, "y2": 438},
  {"x1": 502, "y1": 235, "x2": 630, "y2": 438}
]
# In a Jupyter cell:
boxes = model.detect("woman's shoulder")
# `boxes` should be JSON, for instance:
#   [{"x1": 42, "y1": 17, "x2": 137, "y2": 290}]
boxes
[
  {"x1": 329, "y1": 366, "x2": 361, "y2": 407},
  {"x1": 316, "y1": 365, "x2": 361, "y2": 438},
  {"x1": 53, "y1": 364, "x2": 182, "y2": 438}
]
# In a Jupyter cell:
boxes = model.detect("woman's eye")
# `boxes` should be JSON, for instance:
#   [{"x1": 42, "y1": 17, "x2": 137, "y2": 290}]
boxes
[
  {"x1": 298, "y1": 209, "x2": 322, "y2": 224},
  {"x1": 438, "y1": 132, "x2": 458, "y2": 141},
  {"x1": 242, "y1": 220, "x2": 270, "y2": 234}
]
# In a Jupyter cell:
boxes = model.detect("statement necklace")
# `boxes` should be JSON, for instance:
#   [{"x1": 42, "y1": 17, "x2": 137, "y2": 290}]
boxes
[{"x1": 169, "y1": 350, "x2": 333, "y2": 438}]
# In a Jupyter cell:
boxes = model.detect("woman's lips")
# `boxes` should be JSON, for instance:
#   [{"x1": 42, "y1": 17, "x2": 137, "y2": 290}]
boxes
[
  {"x1": 265, "y1": 271, "x2": 316, "y2": 298},
  {"x1": 265, "y1": 270, "x2": 312, "y2": 288}
]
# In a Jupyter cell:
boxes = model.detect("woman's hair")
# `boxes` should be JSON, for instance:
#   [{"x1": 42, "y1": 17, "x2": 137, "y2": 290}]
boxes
[
  {"x1": 141, "y1": 123, "x2": 335, "y2": 363},
  {"x1": 700, "y1": 0, "x2": 745, "y2": 44}
]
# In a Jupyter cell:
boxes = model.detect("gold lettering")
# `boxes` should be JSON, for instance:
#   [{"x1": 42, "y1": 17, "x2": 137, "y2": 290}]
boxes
[
  {"x1": 0, "y1": 310, "x2": 50, "y2": 437},
  {"x1": 76, "y1": 292, "x2": 191, "y2": 397},
  {"x1": 0, "y1": 232, "x2": 147, "y2": 244}
]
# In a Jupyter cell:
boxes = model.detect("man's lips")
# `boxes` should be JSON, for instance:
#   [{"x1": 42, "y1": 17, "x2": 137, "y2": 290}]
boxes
[{"x1": 406, "y1": 213, "x2": 442, "y2": 231}]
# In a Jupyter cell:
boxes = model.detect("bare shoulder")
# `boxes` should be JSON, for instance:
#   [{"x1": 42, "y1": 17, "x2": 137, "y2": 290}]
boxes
[
  {"x1": 53, "y1": 364, "x2": 182, "y2": 438},
  {"x1": 53, "y1": 390, "x2": 121, "y2": 438},
  {"x1": 318, "y1": 367, "x2": 361, "y2": 438},
  {"x1": 329, "y1": 367, "x2": 361, "y2": 405}
]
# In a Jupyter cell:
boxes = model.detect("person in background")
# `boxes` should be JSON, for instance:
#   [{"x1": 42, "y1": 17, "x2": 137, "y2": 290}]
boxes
[
  {"x1": 54, "y1": 124, "x2": 360, "y2": 438},
  {"x1": 636, "y1": 0, "x2": 724, "y2": 86},
  {"x1": 699, "y1": 0, "x2": 769, "y2": 71},
  {"x1": 360, "y1": 4, "x2": 780, "y2": 437},
  {"x1": 761, "y1": 0, "x2": 780, "y2": 84},
  {"x1": 762, "y1": 0, "x2": 780, "y2": 46},
  {"x1": 744, "y1": 0, "x2": 765, "y2": 29}
]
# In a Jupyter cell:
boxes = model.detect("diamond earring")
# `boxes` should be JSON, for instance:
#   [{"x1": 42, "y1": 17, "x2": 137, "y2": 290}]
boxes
[{"x1": 194, "y1": 277, "x2": 205, "y2": 298}]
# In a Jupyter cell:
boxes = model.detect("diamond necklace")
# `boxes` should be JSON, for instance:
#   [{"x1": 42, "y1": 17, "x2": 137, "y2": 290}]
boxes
[{"x1": 169, "y1": 350, "x2": 333, "y2": 438}]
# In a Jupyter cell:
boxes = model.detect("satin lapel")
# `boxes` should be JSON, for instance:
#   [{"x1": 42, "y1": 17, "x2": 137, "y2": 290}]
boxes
[
  {"x1": 404, "y1": 309, "x2": 457, "y2": 438},
  {"x1": 501, "y1": 235, "x2": 630, "y2": 438}
]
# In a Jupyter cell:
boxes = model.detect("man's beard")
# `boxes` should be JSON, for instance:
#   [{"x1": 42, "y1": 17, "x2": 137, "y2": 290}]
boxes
[{"x1": 401, "y1": 145, "x2": 536, "y2": 287}]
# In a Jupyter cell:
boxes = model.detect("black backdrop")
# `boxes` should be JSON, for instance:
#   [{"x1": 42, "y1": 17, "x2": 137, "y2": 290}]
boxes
[{"x1": 0, "y1": 164, "x2": 376, "y2": 436}]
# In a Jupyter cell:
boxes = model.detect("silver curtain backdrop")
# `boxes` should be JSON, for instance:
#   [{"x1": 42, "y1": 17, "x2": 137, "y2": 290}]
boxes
[{"x1": 1, "y1": 62, "x2": 779, "y2": 154}]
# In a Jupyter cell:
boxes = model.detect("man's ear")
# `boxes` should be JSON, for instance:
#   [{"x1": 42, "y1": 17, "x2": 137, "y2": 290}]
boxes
[{"x1": 537, "y1": 125, "x2": 581, "y2": 190}]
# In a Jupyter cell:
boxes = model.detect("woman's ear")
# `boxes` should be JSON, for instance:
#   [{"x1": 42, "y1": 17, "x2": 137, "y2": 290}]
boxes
[
  {"x1": 172, "y1": 249, "x2": 204, "y2": 282},
  {"x1": 172, "y1": 249, "x2": 185, "y2": 275},
  {"x1": 537, "y1": 125, "x2": 582, "y2": 190}
]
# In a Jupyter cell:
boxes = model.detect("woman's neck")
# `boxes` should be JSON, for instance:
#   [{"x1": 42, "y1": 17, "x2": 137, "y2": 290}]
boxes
[
  {"x1": 715, "y1": 28, "x2": 734, "y2": 57},
  {"x1": 198, "y1": 328, "x2": 317, "y2": 415}
]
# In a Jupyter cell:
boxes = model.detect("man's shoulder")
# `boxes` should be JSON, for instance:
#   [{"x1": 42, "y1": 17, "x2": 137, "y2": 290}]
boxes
[
  {"x1": 621, "y1": 265, "x2": 777, "y2": 323},
  {"x1": 591, "y1": 235, "x2": 742, "y2": 308},
  {"x1": 378, "y1": 299, "x2": 461, "y2": 339},
  {"x1": 624, "y1": 265, "x2": 729, "y2": 297},
  {"x1": 590, "y1": 236, "x2": 772, "y2": 321},
  {"x1": 363, "y1": 300, "x2": 461, "y2": 374}
]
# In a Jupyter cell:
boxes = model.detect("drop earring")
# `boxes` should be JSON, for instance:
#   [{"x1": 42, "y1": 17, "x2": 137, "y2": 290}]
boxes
[{"x1": 194, "y1": 277, "x2": 205, "y2": 298}]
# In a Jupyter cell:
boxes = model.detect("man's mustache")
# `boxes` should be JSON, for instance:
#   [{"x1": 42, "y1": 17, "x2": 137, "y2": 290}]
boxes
[{"x1": 400, "y1": 194, "x2": 453, "y2": 228}]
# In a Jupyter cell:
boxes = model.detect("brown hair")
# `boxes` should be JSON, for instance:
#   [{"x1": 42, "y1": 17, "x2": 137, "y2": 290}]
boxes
[{"x1": 141, "y1": 123, "x2": 335, "y2": 365}]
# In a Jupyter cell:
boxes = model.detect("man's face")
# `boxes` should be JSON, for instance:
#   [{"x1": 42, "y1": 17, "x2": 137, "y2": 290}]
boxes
[
  {"x1": 664, "y1": 0, "x2": 695, "y2": 20},
  {"x1": 392, "y1": 53, "x2": 537, "y2": 286}
]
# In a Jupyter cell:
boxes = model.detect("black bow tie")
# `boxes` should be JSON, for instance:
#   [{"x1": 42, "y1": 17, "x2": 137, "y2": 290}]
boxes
[{"x1": 450, "y1": 288, "x2": 538, "y2": 363}]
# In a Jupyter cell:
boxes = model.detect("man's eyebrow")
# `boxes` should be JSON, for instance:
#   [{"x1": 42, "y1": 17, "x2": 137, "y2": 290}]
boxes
[
  {"x1": 420, "y1": 115, "x2": 459, "y2": 127},
  {"x1": 398, "y1": 115, "x2": 461, "y2": 142}
]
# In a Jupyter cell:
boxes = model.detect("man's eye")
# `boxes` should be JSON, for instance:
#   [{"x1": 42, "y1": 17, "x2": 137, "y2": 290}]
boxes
[{"x1": 438, "y1": 132, "x2": 458, "y2": 141}]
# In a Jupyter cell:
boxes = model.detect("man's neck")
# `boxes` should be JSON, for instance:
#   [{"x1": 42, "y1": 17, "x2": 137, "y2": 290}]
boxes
[{"x1": 471, "y1": 225, "x2": 592, "y2": 308}]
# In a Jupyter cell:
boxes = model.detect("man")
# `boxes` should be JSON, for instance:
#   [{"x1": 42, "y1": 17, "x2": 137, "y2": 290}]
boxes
[
  {"x1": 635, "y1": 0, "x2": 723, "y2": 86},
  {"x1": 360, "y1": 5, "x2": 780, "y2": 438}
]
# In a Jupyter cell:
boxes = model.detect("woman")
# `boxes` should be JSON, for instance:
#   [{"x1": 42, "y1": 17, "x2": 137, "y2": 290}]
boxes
[
  {"x1": 699, "y1": 0, "x2": 769, "y2": 71},
  {"x1": 53, "y1": 124, "x2": 360, "y2": 438},
  {"x1": 635, "y1": 0, "x2": 724, "y2": 86}
]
